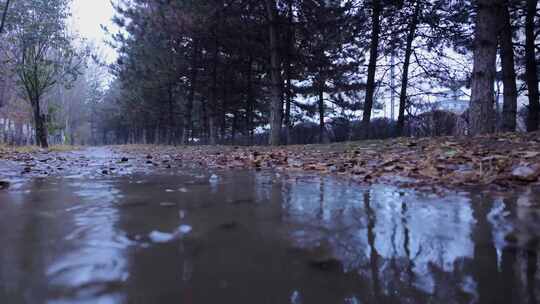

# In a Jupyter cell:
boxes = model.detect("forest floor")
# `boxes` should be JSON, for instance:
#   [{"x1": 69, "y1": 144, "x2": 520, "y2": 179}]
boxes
[{"x1": 1, "y1": 132, "x2": 540, "y2": 191}]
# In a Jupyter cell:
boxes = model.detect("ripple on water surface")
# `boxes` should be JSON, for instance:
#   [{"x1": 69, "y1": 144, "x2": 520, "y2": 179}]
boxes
[{"x1": 0, "y1": 168, "x2": 539, "y2": 303}]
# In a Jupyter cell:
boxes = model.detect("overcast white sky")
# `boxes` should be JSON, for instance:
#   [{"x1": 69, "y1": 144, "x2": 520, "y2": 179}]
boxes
[{"x1": 71, "y1": 0, "x2": 117, "y2": 63}]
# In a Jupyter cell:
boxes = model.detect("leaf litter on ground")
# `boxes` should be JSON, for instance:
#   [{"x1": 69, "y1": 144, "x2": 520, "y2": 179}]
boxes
[
  {"x1": 114, "y1": 132, "x2": 540, "y2": 190},
  {"x1": 1, "y1": 132, "x2": 539, "y2": 190}
]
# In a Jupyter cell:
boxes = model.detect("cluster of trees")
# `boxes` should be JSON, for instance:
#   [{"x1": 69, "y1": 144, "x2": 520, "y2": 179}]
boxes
[
  {"x1": 470, "y1": 0, "x2": 540, "y2": 135},
  {"x1": 2, "y1": 0, "x2": 540, "y2": 147},
  {"x1": 105, "y1": 0, "x2": 540, "y2": 146},
  {"x1": 0, "y1": 0, "x2": 106, "y2": 148},
  {"x1": 103, "y1": 0, "x2": 474, "y2": 145},
  {"x1": 103, "y1": 0, "x2": 358, "y2": 145}
]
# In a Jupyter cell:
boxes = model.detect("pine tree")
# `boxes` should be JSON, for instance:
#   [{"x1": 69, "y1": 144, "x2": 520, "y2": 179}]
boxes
[
  {"x1": 499, "y1": 0, "x2": 518, "y2": 132},
  {"x1": 469, "y1": 0, "x2": 500, "y2": 135},
  {"x1": 525, "y1": 0, "x2": 539, "y2": 131}
]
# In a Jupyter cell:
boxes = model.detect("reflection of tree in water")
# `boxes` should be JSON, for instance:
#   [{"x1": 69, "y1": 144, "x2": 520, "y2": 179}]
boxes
[
  {"x1": 513, "y1": 190, "x2": 539, "y2": 304},
  {"x1": 402, "y1": 201, "x2": 414, "y2": 286},
  {"x1": 282, "y1": 176, "x2": 540, "y2": 303},
  {"x1": 501, "y1": 195, "x2": 518, "y2": 303},
  {"x1": 2, "y1": 172, "x2": 539, "y2": 303},
  {"x1": 89, "y1": 173, "x2": 540, "y2": 303},
  {"x1": 471, "y1": 193, "x2": 500, "y2": 304},
  {"x1": 488, "y1": 190, "x2": 540, "y2": 304},
  {"x1": 527, "y1": 246, "x2": 538, "y2": 304},
  {"x1": 318, "y1": 176, "x2": 324, "y2": 221},
  {"x1": 364, "y1": 191, "x2": 381, "y2": 300}
]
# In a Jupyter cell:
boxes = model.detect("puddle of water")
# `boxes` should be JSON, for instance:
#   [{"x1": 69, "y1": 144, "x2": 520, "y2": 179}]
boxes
[{"x1": 0, "y1": 166, "x2": 539, "y2": 303}]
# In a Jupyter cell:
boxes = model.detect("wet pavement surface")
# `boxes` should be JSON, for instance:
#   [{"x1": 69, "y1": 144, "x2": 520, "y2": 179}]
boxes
[{"x1": 0, "y1": 147, "x2": 539, "y2": 303}]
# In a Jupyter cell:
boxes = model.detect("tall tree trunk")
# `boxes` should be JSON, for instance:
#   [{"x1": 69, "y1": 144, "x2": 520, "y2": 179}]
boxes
[
  {"x1": 396, "y1": 1, "x2": 420, "y2": 137},
  {"x1": 525, "y1": 0, "x2": 540, "y2": 132},
  {"x1": 70, "y1": 130, "x2": 75, "y2": 145},
  {"x1": 182, "y1": 40, "x2": 199, "y2": 145},
  {"x1": 221, "y1": 74, "x2": 228, "y2": 140},
  {"x1": 361, "y1": 0, "x2": 382, "y2": 139},
  {"x1": 265, "y1": 0, "x2": 283, "y2": 146},
  {"x1": 32, "y1": 96, "x2": 48, "y2": 148},
  {"x1": 499, "y1": 0, "x2": 518, "y2": 132},
  {"x1": 167, "y1": 83, "x2": 175, "y2": 145},
  {"x1": 209, "y1": 34, "x2": 219, "y2": 145},
  {"x1": 15, "y1": 122, "x2": 22, "y2": 146},
  {"x1": 209, "y1": 119, "x2": 217, "y2": 145},
  {"x1": 284, "y1": 0, "x2": 294, "y2": 144},
  {"x1": 246, "y1": 57, "x2": 254, "y2": 144},
  {"x1": 232, "y1": 111, "x2": 237, "y2": 144},
  {"x1": 318, "y1": 78, "x2": 328, "y2": 143},
  {"x1": 154, "y1": 123, "x2": 160, "y2": 145},
  {"x1": 201, "y1": 97, "x2": 208, "y2": 144},
  {"x1": 0, "y1": 0, "x2": 10, "y2": 35},
  {"x1": 284, "y1": 74, "x2": 292, "y2": 144},
  {"x1": 469, "y1": 0, "x2": 499, "y2": 135}
]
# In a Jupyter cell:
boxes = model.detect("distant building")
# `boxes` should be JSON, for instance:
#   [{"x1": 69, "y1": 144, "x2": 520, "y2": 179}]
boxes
[{"x1": 434, "y1": 89, "x2": 469, "y2": 114}]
